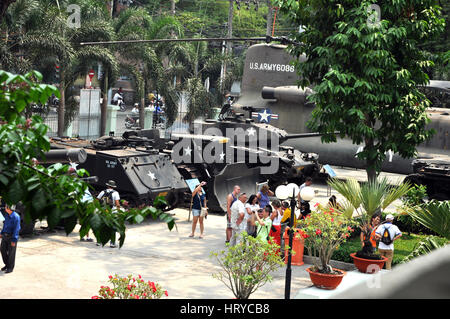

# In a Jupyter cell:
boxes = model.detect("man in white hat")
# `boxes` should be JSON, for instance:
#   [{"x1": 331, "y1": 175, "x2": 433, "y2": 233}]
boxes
[
  {"x1": 97, "y1": 180, "x2": 121, "y2": 248},
  {"x1": 375, "y1": 214, "x2": 402, "y2": 270}
]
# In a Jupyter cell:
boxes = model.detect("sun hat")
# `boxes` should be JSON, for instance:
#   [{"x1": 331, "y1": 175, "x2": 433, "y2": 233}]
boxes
[
  {"x1": 106, "y1": 180, "x2": 117, "y2": 188},
  {"x1": 385, "y1": 214, "x2": 394, "y2": 221}
]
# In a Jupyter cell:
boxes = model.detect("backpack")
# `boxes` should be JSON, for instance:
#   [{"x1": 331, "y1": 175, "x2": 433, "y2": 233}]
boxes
[
  {"x1": 381, "y1": 225, "x2": 393, "y2": 245},
  {"x1": 100, "y1": 189, "x2": 115, "y2": 208}
]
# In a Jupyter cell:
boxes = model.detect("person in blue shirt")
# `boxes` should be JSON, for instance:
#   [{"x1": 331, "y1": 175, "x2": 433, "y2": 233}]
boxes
[
  {"x1": 1, "y1": 204, "x2": 21, "y2": 273},
  {"x1": 189, "y1": 182, "x2": 208, "y2": 239}
]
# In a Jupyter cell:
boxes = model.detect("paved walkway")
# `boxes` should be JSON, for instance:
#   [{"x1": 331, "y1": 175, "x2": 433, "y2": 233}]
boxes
[
  {"x1": 0, "y1": 208, "x2": 311, "y2": 299},
  {"x1": 0, "y1": 174, "x2": 407, "y2": 299}
]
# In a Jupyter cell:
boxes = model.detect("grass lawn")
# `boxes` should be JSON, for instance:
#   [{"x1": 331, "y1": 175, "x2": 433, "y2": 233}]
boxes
[{"x1": 330, "y1": 233, "x2": 448, "y2": 265}]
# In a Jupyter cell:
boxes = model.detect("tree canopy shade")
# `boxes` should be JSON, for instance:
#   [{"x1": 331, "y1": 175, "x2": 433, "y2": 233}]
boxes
[{"x1": 275, "y1": 0, "x2": 446, "y2": 181}]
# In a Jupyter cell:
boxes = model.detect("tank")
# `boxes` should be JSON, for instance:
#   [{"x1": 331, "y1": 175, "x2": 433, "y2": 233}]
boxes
[
  {"x1": 232, "y1": 43, "x2": 450, "y2": 175},
  {"x1": 404, "y1": 159, "x2": 450, "y2": 200},
  {"x1": 167, "y1": 114, "x2": 321, "y2": 213},
  {"x1": 50, "y1": 133, "x2": 189, "y2": 210}
]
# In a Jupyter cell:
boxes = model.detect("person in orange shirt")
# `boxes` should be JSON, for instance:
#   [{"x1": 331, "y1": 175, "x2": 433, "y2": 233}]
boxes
[{"x1": 360, "y1": 214, "x2": 381, "y2": 253}]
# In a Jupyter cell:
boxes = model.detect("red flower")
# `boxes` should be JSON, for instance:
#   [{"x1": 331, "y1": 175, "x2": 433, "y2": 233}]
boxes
[
  {"x1": 127, "y1": 285, "x2": 132, "y2": 291},
  {"x1": 138, "y1": 274, "x2": 142, "y2": 279},
  {"x1": 164, "y1": 290, "x2": 168, "y2": 297},
  {"x1": 108, "y1": 275, "x2": 113, "y2": 280},
  {"x1": 314, "y1": 202, "x2": 319, "y2": 208},
  {"x1": 91, "y1": 296, "x2": 99, "y2": 299},
  {"x1": 315, "y1": 229, "x2": 322, "y2": 236},
  {"x1": 302, "y1": 233, "x2": 309, "y2": 239}
]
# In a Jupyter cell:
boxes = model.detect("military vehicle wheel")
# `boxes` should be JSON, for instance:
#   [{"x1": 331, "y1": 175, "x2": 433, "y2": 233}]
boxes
[
  {"x1": 404, "y1": 173, "x2": 425, "y2": 187},
  {"x1": 429, "y1": 193, "x2": 450, "y2": 201}
]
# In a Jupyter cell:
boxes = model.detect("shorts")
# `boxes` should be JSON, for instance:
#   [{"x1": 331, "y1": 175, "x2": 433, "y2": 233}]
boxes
[{"x1": 192, "y1": 209, "x2": 201, "y2": 217}]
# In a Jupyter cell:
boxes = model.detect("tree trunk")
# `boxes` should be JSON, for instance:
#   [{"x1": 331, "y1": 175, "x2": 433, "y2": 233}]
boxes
[
  {"x1": 226, "y1": 0, "x2": 233, "y2": 54},
  {"x1": 100, "y1": 71, "x2": 108, "y2": 136},
  {"x1": 365, "y1": 138, "x2": 377, "y2": 183},
  {"x1": 57, "y1": 68, "x2": 65, "y2": 137},
  {"x1": 139, "y1": 82, "x2": 145, "y2": 129}
]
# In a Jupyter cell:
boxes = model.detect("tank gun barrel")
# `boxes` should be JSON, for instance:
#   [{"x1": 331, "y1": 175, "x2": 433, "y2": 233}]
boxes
[
  {"x1": 261, "y1": 86, "x2": 314, "y2": 104},
  {"x1": 39, "y1": 148, "x2": 87, "y2": 164},
  {"x1": 282, "y1": 132, "x2": 340, "y2": 142}
]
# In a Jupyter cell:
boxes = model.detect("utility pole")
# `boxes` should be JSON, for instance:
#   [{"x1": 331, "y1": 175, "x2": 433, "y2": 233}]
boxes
[
  {"x1": 220, "y1": 0, "x2": 234, "y2": 93},
  {"x1": 266, "y1": 1, "x2": 274, "y2": 37},
  {"x1": 171, "y1": 0, "x2": 176, "y2": 15},
  {"x1": 100, "y1": 1, "x2": 114, "y2": 136}
]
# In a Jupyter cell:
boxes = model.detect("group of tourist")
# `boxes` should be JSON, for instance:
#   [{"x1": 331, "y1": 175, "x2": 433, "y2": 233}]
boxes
[
  {"x1": 189, "y1": 176, "x2": 403, "y2": 270},
  {"x1": 185, "y1": 178, "x2": 305, "y2": 256}
]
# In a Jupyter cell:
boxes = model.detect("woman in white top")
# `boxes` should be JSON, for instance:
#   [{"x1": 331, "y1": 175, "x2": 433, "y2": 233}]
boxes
[
  {"x1": 269, "y1": 200, "x2": 283, "y2": 251},
  {"x1": 245, "y1": 194, "x2": 260, "y2": 236}
]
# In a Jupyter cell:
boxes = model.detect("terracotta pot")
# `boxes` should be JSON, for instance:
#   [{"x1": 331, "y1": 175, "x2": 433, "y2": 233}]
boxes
[
  {"x1": 306, "y1": 267, "x2": 346, "y2": 290},
  {"x1": 350, "y1": 253, "x2": 388, "y2": 274},
  {"x1": 283, "y1": 228, "x2": 304, "y2": 266}
]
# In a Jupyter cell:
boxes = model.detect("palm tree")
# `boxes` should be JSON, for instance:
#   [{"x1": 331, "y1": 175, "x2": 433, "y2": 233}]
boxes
[
  {"x1": 401, "y1": 200, "x2": 450, "y2": 262},
  {"x1": 4, "y1": 0, "x2": 118, "y2": 136},
  {"x1": 408, "y1": 200, "x2": 450, "y2": 240},
  {"x1": 114, "y1": 8, "x2": 183, "y2": 127},
  {"x1": 327, "y1": 177, "x2": 412, "y2": 247}
]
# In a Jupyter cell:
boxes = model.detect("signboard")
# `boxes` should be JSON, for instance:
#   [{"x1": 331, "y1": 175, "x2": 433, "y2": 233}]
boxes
[
  {"x1": 323, "y1": 164, "x2": 337, "y2": 178},
  {"x1": 185, "y1": 178, "x2": 204, "y2": 194},
  {"x1": 88, "y1": 69, "x2": 95, "y2": 79}
]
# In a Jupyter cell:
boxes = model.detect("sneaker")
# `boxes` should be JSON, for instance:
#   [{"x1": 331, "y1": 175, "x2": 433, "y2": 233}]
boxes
[
  {"x1": 85, "y1": 238, "x2": 94, "y2": 242},
  {"x1": 80, "y1": 238, "x2": 86, "y2": 242},
  {"x1": 96, "y1": 243, "x2": 101, "y2": 246},
  {"x1": 1, "y1": 266, "x2": 6, "y2": 271},
  {"x1": 110, "y1": 243, "x2": 117, "y2": 248}
]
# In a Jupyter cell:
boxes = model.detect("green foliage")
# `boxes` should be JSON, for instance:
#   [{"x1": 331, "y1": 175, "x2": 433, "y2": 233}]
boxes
[
  {"x1": 210, "y1": 232, "x2": 284, "y2": 299},
  {"x1": 400, "y1": 236, "x2": 445, "y2": 263},
  {"x1": 402, "y1": 184, "x2": 428, "y2": 207},
  {"x1": 331, "y1": 233, "x2": 447, "y2": 265},
  {"x1": 407, "y1": 200, "x2": 450, "y2": 240},
  {"x1": 395, "y1": 184, "x2": 432, "y2": 235},
  {"x1": 275, "y1": 0, "x2": 446, "y2": 180},
  {"x1": 298, "y1": 204, "x2": 356, "y2": 273},
  {"x1": 0, "y1": 70, "x2": 176, "y2": 247}
]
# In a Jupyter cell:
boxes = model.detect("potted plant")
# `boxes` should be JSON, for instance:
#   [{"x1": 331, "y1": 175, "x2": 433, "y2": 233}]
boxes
[
  {"x1": 299, "y1": 204, "x2": 356, "y2": 289},
  {"x1": 328, "y1": 177, "x2": 411, "y2": 273},
  {"x1": 92, "y1": 274, "x2": 168, "y2": 299},
  {"x1": 210, "y1": 232, "x2": 284, "y2": 299}
]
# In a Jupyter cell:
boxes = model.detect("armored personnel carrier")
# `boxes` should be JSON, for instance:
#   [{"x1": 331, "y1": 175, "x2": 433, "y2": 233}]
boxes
[
  {"x1": 50, "y1": 132, "x2": 189, "y2": 210},
  {"x1": 404, "y1": 159, "x2": 450, "y2": 200}
]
